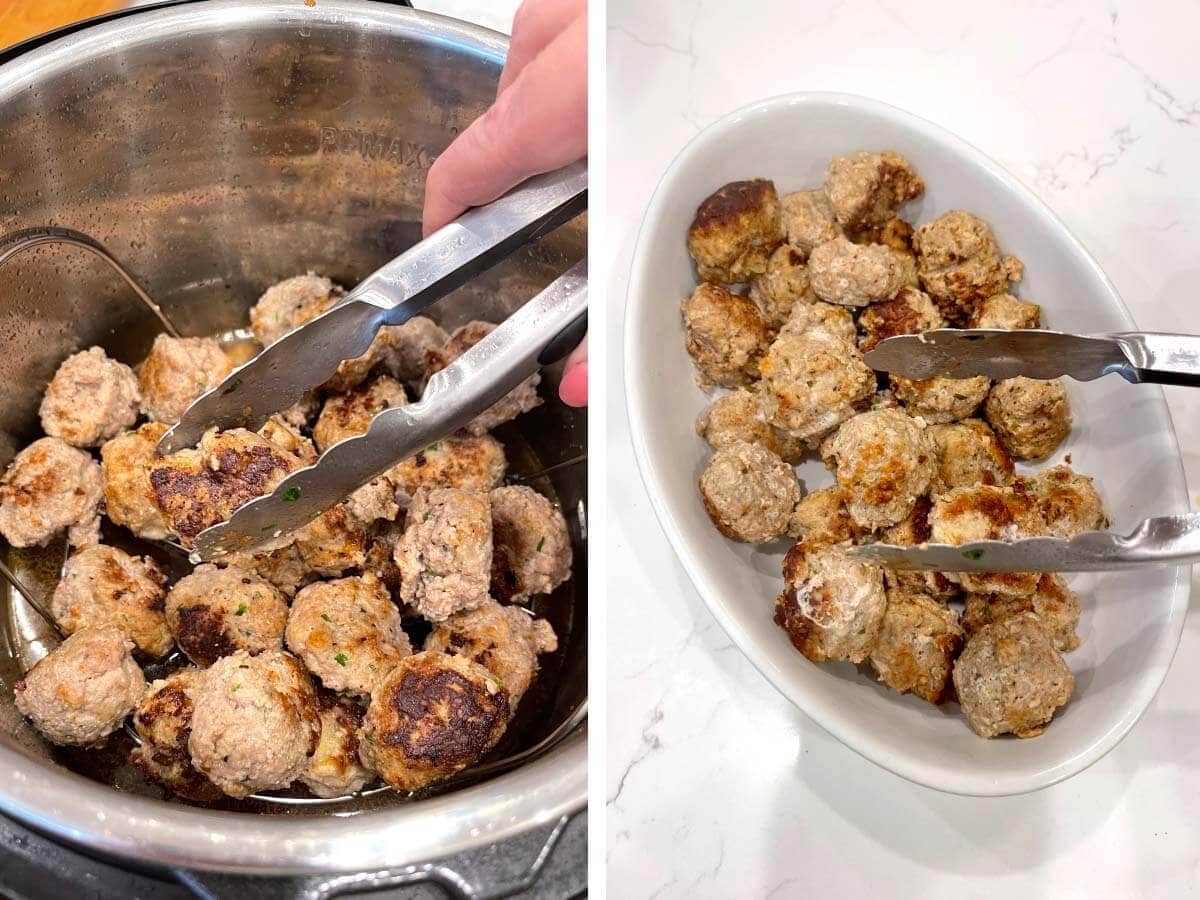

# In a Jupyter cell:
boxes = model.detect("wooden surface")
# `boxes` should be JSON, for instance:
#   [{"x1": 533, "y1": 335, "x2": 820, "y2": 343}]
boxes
[{"x1": 0, "y1": 0, "x2": 120, "y2": 50}]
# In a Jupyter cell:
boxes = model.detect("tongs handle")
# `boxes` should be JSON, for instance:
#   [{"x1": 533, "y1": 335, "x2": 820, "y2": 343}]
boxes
[
  {"x1": 1108, "y1": 332, "x2": 1200, "y2": 388},
  {"x1": 191, "y1": 260, "x2": 588, "y2": 559}
]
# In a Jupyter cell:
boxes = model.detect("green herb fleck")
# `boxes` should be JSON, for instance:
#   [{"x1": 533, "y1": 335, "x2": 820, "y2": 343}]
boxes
[
  {"x1": 536, "y1": 536, "x2": 545, "y2": 552},
  {"x1": 952, "y1": 393, "x2": 967, "y2": 401},
  {"x1": 235, "y1": 602, "x2": 248, "y2": 616},
  {"x1": 321, "y1": 612, "x2": 332, "y2": 623},
  {"x1": 427, "y1": 442, "x2": 440, "y2": 452},
  {"x1": 334, "y1": 652, "x2": 348, "y2": 667},
  {"x1": 194, "y1": 381, "x2": 206, "y2": 392},
  {"x1": 282, "y1": 486, "x2": 302, "y2": 502},
  {"x1": 231, "y1": 683, "x2": 241, "y2": 692},
  {"x1": 365, "y1": 732, "x2": 375, "y2": 744},
  {"x1": 962, "y1": 548, "x2": 985, "y2": 560},
  {"x1": 422, "y1": 510, "x2": 431, "y2": 522},
  {"x1": 223, "y1": 378, "x2": 243, "y2": 396}
]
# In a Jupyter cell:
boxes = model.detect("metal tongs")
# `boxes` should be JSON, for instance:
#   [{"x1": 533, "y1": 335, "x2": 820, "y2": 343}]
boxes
[
  {"x1": 159, "y1": 162, "x2": 588, "y2": 561},
  {"x1": 849, "y1": 327, "x2": 1200, "y2": 572}
]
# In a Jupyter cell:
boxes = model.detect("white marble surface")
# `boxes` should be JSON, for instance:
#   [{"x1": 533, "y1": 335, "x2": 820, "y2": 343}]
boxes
[{"x1": 605, "y1": 1, "x2": 1200, "y2": 896}]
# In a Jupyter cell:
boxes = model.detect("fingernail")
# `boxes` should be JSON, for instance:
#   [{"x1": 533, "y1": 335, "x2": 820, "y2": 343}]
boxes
[{"x1": 559, "y1": 361, "x2": 588, "y2": 408}]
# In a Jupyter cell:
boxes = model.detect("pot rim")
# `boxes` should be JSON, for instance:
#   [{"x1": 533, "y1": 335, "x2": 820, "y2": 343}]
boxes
[{"x1": 0, "y1": 0, "x2": 586, "y2": 875}]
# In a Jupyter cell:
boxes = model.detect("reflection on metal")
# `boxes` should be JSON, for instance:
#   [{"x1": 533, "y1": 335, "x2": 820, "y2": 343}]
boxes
[
  {"x1": 0, "y1": 227, "x2": 180, "y2": 338},
  {"x1": 0, "y1": 555, "x2": 60, "y2": 637}
]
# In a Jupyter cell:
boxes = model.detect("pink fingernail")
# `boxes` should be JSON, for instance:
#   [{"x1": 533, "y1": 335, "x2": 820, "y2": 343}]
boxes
[{"x1": 559, "y1": 361, "x2": 588, "y2": 407}]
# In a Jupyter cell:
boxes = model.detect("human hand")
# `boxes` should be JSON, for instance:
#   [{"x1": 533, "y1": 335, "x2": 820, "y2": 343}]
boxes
[{"x1": 422, "y1": 0, "x2": 588, "y2": 406}]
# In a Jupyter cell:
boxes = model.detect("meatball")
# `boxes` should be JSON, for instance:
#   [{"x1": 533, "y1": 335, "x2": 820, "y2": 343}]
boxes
[
  {"x1": 258, "y1": 415, "x2": 317, "y2": 464},
  {"x1": 1024, "y1": 465, "x2": 1106, "y2": 538},
  {"x1": 928, "y1": 484, "x2": 1045, "y2": 597},
  {"x1": 778, "y1": 299, "x2": 857, "y2": 345},
  {"x1": 489, "y1": 486, "x2": 572, "y2": 603},
  {"x1": 952, "y1": 614, "x2": 1073, "y2": 738},
  {"x1": 286, "y1": 574, "x2": 412, "y2": 696},
  {"x1": 984, "y1": 377, "x2": 1071, "y2": 460},
  {"x1": 857, "y1": 286, "x2": 945, "y2": 352},
  {"x1": 301, "y1": 691, "x2": 375, "y2": 798},
  {"x1": 100, "y1": 422, "x2": 172, "y2": 541},
  {"x1": 758, "y1": 331, "x2": 875, "y2": 442},
  {"x1": 927, "y1": 419, "x2": 1014, "y2": 494},
  {"x1": 293, "y1": 503, "x2": 369, "y2": 576},
  {"x1": 686, "y1": 179, "x2": 783, "y2": 284},
  {"x1": 699, "y1": 441, "x2": 800, "y2": 543},
  {"x1": 376, "y1": 316, "x2": 449, "y2": 384},
  {"x1": 218, "y1": 543, "x2": 307, "y2": 598},
  {"x1": 774, "y1": 542, "x2": 887, "y2": 664},
  {"x1": 249, "y1": 273, "x2": 342, "y2": 347},
  {"x1": 425, "y1": 599, "x2": 558, "y2": 712},
  {"x1": 694, "y1": 388, "x2": 806, "y2": 464},
  {"x1": 890, "y1": 374, "x2": 990, "y2": 424},
  {"x1": 787, "y1": 485, "x2": 863, "y2": 546},
  {"x1": 424, "y1": 321, "x2": 541, "y2": 434},
  {"x1": 878, "y1": 497, "x2": 961, "y2": 601},
  {"x1": 279, "y1": 392, "x2": 321, "y2": 431},
  {"x1": 868, "y1": 586, "x2": 963, "y2": 704},
  {"x1": 969, "y1": 293, "x2": 1041, "y2": 329},
  {"x1": 395, "y1": 487, "x2": 492, "y2": 621},
  {"x1": 138, "y1": 334, "x2": 232, "y2": 424},
  {"x1": 15, "y1": 625, "x2": 144, "y2": 747},
  {"x1": 680, "y1": 284, "x2": 768, "y2": 389},
  {"x1": 165, "y1": 563, "x2": 288, "y2": 666},
  {"x1": 825, "y1": 150, "x2": 924, "y2": 235},
  {"x1": 0, "y1": 437, "x2": 103, "y2": 548},
  {"x1": 808, "y1": 236, "x2": 908, "y2": 307},
  {"x1": 51, "y1": 545, "x2": 171, "y2": 657},
  {"x1": 824, "y1": 408, "x2": 935, "y2": 530},
  {"x1": 963, "y1": 573, "x2": 1082, "y2": 653},
  {"x1": 749, "y1": 246, "x2": 813, "y2": 330},
  {"x1": 39, "y1": 347, "x2": 139, "y2": 447},
  {"x1": 130, "y1": 668, "x2": 222, "y2": 801},
  {"x1": 913, "y1": 210, "x2": 1022, "y2": 324},
  {"x1": 149, "y1": 427, "x2": 302, "y2": 545},
  {"x1": 313, "y1": 375, "x2": 409, "y2": 452},
  {"x1": 358, "y1": 651, "x2": 510, "y2": 792},
  {"x1": 779, "y1": 188, "x2": 839, "y2": 256},
  {"x1": 188, "y1": 649, "x2": 320, "y2": 797},
  {"x1": 387, "y1": 434, "x2": 507, "y2": 510}
]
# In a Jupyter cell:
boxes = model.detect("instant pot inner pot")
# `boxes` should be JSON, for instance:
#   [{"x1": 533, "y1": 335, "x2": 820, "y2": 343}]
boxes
[{"x1": 0, "y1": 5, "x2": 586, "y2": 816}]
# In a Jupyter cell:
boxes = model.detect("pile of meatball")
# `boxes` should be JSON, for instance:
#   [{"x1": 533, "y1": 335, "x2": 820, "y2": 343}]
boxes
[
  {"x1": 1, "y1": 272, "x2": 572, "y2": 800},
  {"x1": 684, "y1": 151, "x2": 1106, "y2": 739}
]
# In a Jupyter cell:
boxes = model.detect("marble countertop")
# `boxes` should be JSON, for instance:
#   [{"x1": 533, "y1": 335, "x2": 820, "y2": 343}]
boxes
[{"x1": 605, "y1": 0, "x2": 1200, "y2": 896}]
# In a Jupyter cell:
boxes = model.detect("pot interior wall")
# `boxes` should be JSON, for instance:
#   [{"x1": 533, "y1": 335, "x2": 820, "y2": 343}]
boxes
[{"x1": 0, "y1": 2, "x2": 586, "y2": 816}]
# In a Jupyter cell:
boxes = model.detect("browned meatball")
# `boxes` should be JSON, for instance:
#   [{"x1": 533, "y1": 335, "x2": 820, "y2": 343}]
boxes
[
  {"x1": 890, "y1": 374, "x2": 990, "y2": 424},
  {"x1": 808, "y1": 236, "x2": 908, "y2": 307},
  {"x1": 249, "y1": 273, "x2": 342, "y2": 347},
  {"x1": 686, "y1": 179, "x2": 783, "y2": 283},
  {"x1": 748, "y1": 245, "x2": 814, "y2": 330},
  {"x1": 969, "y1": 293, "x2": 1041, "y2": 329},
  {"x1": 358, "y1": 651, "x2": 510, "y2": 792},
  {"x1": 52, "y1": 545, "x2": 171, "y2": 657},
  {"x1": 489, "y1": 485, "x2": 573, "y2": 603},
  {"x1": 680, "y1": 283, "x2": 768, "y2": 389},
  {"x1": 138, "y1": 334, "x2": 232, "y2": 424},
  {"x1": 130, "y1": 668, "x2": 222, "y2": 801},
  {"x1": 774, "y1": 542, "x2": 886, "y2": 664},
  {"x1": 927, "y1": 419, "x2": 1014, "y2": 494},
  {"x1": 100, "y1": 422, "x2": 172, "y2": 541},
  {"x1": 952, "y1": 614, "x2": 1073, "y2": 738},
  {"x1": 387, "y1": 434, "x2": 507, "y2": 510},
  {"x1": 1021, "y1": 465, "x2": 1106, "y2": 538},
  {"x1": 424, "y1": 322, "x2": 541, "y2": 434},
  {"x1": 868, "y1": 586, "x2": 963, "y2": 704},
  {"x1": 913, "y1": 210, "x2": 1023, "y2": 324},
  {"x1": 257, "y1": 415, "x2": 317, "y2": 464},
  {"x1": 0, "y1": 437, "x2": 102, "y2": 548},
  {"x1": 787, "y1": 485, "x2": 863, "y2": 546},
  {"x1": 985, "y1": 377, "x2": 1072, "y2": 460},
  {"x1": 149, "y1": 428, "x2": 302, "y2": 545},
  {"x1": 217, "y1": 543, "x2": 308, "y2": 598},
  {"x1": 188, "y1": 649, "x2": 320, "y2": 797},
  {"x1": 824, "y1": 150, "x2": 924, "y2": 235},
  {"x1": 779, "y1": 188, "x2": 839, "y2": 256},
  {"x1": 301, "y1": 691, "x2": 375, "y2": 798},
  {"x1": 165, "y1": 563, "x2": 288, "y2": 666},
  {"x1": 425, "y1": 599, "x2": 557, "y2": 712},
  {"x1": 699, "y1": 441, "x2": 800, "y2": 543},
  {"x1": 777, "y1": 299, "x2": 857, "y2": 345},
  {"x1": 694, "y1": 388, "x2": 807, "y2": 464},
  {"x1": 857, "y1": 286, "x2": 945, "y2": 352},
  {"x1": 877, "y1": 497, "x2": 961, "y2": 601},
  {"x1": 293, "y1": 503, "x2": 369, "y2": 577},
  {"x1": 313, "y1": 375, "x2": 409, "y2": 453},
  {"x1": 395, "y1": 487, "x2": 492, "y2": 621},
  {"x1": 40, "y1": 347, "x2": 139, "y2": 447},
  {"x1": 15, "y1": 625, "x2": 145, "y2": 747},
  {"x1": 758, "y1": 330, "x2": 875, "y2": 442},
  {"x1": 376, "y1": 316, "x2": 450, "y2": 384},
  {"x1": 286, "y1": 574, "x2": 412, "y2": 696},
  {"x1": 963, "y1": 573, "x2": 1082, "y2": 653}
]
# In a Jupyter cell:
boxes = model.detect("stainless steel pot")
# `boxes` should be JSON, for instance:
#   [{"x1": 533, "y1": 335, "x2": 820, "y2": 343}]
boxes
[{"x1": 0, "y1": 0, "x2": 586, "y2": 876}]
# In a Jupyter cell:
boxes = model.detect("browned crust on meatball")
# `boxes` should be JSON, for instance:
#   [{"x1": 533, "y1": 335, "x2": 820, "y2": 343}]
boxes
[{"x1": 130, "y1": 676, "x2": 222, "y2": 801}]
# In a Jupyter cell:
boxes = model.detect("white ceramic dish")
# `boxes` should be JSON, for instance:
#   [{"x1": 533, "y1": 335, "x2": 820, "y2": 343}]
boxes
[{"x1": 624, "y1": 92, "x2": 1190, "y2": 796}]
